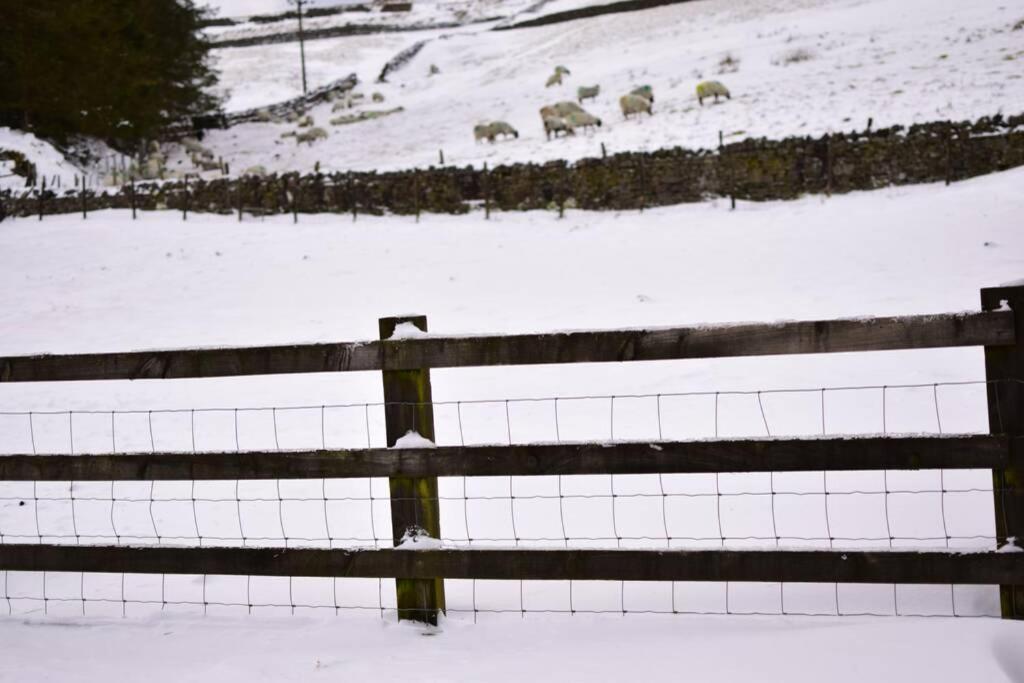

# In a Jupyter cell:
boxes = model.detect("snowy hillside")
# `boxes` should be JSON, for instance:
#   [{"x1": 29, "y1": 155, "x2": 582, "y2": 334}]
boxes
[{"x1": 196, "y1": 0, "x2": 1024, "y2": 175}]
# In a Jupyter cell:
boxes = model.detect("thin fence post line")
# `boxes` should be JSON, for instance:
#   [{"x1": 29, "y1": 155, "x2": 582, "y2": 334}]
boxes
[
  {"x1": 825, "y1": 133, "x2": 834, "y2": 197},
  {"x1": 379, "y1": 314, "x2": 444, "y2": 624},
  {"x1": 37, "y1": 176, "x2": 44, "y2": 221},
  {"x1": 291, "y1": 176, "x2": 299, "y2": 224},
  {"x1": 130, "y1": 177, "x2": 137, "y2": 220},
  {"x1": 80, "y1": 176, "x2": 87, "y2": 219},
  {"x1": 601, "y1": 142, "x2": 607, "y2": 159},
  {"x1": 237, "y1": 179, "x2": 243, "y2": 222},
  {"x1": 980, "y1": 283, "x2": 1024, "y2": 619},
  {"x1": 438, "y1": 149, "x2": 444, "y2": 166},
  {"x1": 183, "y1": 175, "x2": 189, "y2": 221},
  {"x1": 349, "y1": 173, "x2": 357, "y2": 222}
]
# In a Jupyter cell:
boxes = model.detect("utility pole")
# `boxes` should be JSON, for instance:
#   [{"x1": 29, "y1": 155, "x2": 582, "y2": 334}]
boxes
[{"x1": 296, "y1": 0, "x2": 308, "y2": 95}]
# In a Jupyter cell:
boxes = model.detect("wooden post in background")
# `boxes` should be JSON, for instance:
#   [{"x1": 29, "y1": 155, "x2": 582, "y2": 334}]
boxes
[
  {"x1": 982, "y1": 283, "x2": 1024, "y2": 619},
  {"x1": 378, "y1": 315, "x2": 445, "y2": 624},
  {"x1": 483, "y1": 162, "x2": 491, "y2": 220}
]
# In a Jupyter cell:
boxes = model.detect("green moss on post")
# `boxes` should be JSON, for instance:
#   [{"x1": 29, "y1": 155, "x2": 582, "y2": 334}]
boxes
[{"x1": 379, "y1": 315, "x2": 445, "y2": 624}]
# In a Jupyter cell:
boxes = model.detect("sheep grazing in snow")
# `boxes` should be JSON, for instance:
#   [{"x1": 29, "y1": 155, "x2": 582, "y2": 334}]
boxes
[
  {"x1": 630, "y1": 85, "x2": 654, "y2": 103},
  {"x1": 577, "y1": 85, "x2": 600, "y2": 103},
  {"x1": 565, "y1": 111, "x2": 602, "y2": 133},
  {"x1": 242, "y1": 165, "x2": 267, "y2": 177},
  {"x1": 552, "y1": 101, "x2": 584, "y2": 117},
  {"x1": 487, "y1": 121, "x2": 519, "y2": 140},
  {"x1": 554, "y1": 65, "x2": 571, "y2": 76},
  {"x1": 696, "y1": 80, "x2": 730, "y2": 105},
  {"x1": 297, "y1": 115, "x2": 314, "y2": 128},
  {"x1": 372, "y1": 92, "x2": 385, "y2": 103},
  {"x1": 295, "y1": 127, "x2": 328, "y2": 145},
  {"x1": 473, "y1": 123, "x2": 492, "y2": 143},
  {"x1": 620, "y1": 94, "x2": 653, "y2": 119},
  {"x1": 539, "y1": 105, "x2": 558, "y2": 120},
  {"x1": 543, "y1": 116, "x2": 575, "y2": 140},
  {"x1": 473, "y1": 122, "x2": 519, "y2": 143},
  {"x1": 546, "y1": 72, "x2": 563, "y2": 87}
]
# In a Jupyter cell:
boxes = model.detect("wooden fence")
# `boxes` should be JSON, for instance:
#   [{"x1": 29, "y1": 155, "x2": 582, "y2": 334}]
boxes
[{"x1": 1, "y1": 284, "x2": 1022, "y2": 623}]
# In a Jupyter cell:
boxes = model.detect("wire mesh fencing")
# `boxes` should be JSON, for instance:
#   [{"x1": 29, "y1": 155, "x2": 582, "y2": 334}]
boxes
[{"x1": 0, "y1": 379, "x2": 1008, "y2": 620}]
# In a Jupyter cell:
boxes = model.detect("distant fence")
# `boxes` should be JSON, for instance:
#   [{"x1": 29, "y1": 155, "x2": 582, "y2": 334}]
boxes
[
  {"x1": 2, "y1": 113, "x2": 1022, "y2": 222},
  {"x1": 1, "y1": 284, "x2": 1022, "y2": 623}
]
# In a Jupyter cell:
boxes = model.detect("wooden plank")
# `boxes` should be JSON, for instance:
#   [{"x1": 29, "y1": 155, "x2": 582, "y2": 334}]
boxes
[
  {"x1": 0, "y1": 310, "x2": 1013, "y2": 382},
  {"x1": 982, "y1": 284, "x2": 1024, "y2": 619},
  {"x1": 0, "y1": 436, "x2": 1009, "y2": 481},
  {"x1": 0, "y1": 544, "x2": 1020, "y2": 585},
  {"x1": 379, "y1": 314, "x2": 445, "y2": 624}
]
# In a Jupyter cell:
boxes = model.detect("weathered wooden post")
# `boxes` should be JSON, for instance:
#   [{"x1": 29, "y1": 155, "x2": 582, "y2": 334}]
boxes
[
  {"x1": 438, "y1": 149, "x2": 444, "y2": 166},
  {"x1": 349, "y1": 173, "x2": 357, "y2": 222},
  {"x1": 379, "y1": 315, "x2": 445, "y2": 624},
  {"x1": 37, "y1": 177, "x2": 44, "y2": 221},
  {"x1": 638, "y1": 155, "x2": 647, "y2": 213},
  {"x1": 182, "y1": 175, "x2": 189, "y2": 221},
  {"x1": 237, "y1": 179, "x2": 244, "y2": 222},
  {"x1": 982, "y1": 283, "x2": 1024, "y2": 619},
  {"x1": 80, "y1": 176, "x2": 87, "y2": 219},
  {"x1": 130, "y1": 177, "x2": 137, "y2": 220}
]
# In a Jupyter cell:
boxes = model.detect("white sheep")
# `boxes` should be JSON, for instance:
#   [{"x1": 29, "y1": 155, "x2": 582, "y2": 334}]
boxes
[
  {"x1": 297, "y1": 115, "x2": 314, "y2": 128},
  {"x1": 696, "y1": 80, "x2": 730, "y2": 105},
  {"x1": 577, "y1": 85, "x2": 600, "y2": 103},
  {"x1": 552, "y1": 101, "x2": 584, "y2": 116},
  {"x1": 565, "y1": 111, "x2": 602, "y2": 132},
  {"x1": 554, "y1": 65, "x2": 571, "y2": 76},
  {"x1": 546, "y1": 72, "x2": 563, "y2": 87},
  {"x1": 620, "y1": 94, "x2": 653, "y2": 119},
  {"x1": 630, "y1": 85, "x2": 654, "y2": 103},
  {"x1": 242, "y1": 165, "x2": 267, "y2": 177},
  {"x1": 473, "y1": 123, "x2": 492, "y2": 143},
  {"x1": 295, "y1": 127, "x2": 328, "y2": 144},
  {"x1": 543, "y1": 116, "x2": 575, "y2": 140},
  {"x1": 487, "y1": 121, "x2": 519, "y2": 141}
]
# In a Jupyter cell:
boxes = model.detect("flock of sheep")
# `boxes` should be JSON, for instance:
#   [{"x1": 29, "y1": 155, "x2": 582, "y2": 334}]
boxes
[{"x1": 473, "y1": 67, "x2": 732, "y2": 144}]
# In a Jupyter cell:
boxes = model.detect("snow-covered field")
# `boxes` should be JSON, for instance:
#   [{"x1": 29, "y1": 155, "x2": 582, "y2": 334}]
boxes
[
  {"x1": 2, "y1": 169, "x2": 1024, "y2": 679},
  {"x1": 197, "y1": 0, "x2": 1024, "y2": 174}
]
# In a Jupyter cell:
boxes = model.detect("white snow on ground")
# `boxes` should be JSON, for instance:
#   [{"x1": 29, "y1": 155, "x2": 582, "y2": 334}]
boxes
[
  {"x1": 196, "y1": 0, "x2": 1024, "y2": 174},
  {"x1": 1, "y1": 170, "x2": 1023, "y2": 631},
  {"x1": 0, "y1": 128, "x2": 86, "y2": 191},
  {"x1": 3, "y1": 613, "x2": 1024, "y2": 682}
]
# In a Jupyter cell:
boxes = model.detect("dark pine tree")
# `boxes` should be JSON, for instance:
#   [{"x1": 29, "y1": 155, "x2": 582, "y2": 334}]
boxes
[{"x1": 0, "y1": 0, "x2": 220, "y2": 149}]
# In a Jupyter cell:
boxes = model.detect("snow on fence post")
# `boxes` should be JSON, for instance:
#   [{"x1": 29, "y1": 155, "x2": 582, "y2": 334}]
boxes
[
  {"x1": 378, "y1": 315, "x2": 446, "y2": 625},
  {"x1": 981, "y1": 283, "x2": 1024, "y2": 619}
]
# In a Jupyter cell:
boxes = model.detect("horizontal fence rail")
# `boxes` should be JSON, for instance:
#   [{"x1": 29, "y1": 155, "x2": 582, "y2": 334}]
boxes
[
  {"x1": 2, "y1": 545, "x2": 1021, "y2": 585},
  {"x1": 0, "y1": 435, "x2": 1012, "y2": 481},
  {"x1": 0, "y1": 310, "x2": 1014, "y2": 383}
]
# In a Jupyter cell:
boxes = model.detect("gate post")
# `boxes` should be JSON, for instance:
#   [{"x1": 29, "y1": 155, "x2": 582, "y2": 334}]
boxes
[
  {"x1": 981, "y1": 283, "x2": 1024, "y2": 619},
  {"x1": 379, "y1": 314, "x2": 445, "y2": 624}
]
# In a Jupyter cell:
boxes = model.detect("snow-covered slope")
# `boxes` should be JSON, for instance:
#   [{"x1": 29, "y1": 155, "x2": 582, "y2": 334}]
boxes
[{"x1": 197, "y1": 0, "x2": 1024, "y2": 174}]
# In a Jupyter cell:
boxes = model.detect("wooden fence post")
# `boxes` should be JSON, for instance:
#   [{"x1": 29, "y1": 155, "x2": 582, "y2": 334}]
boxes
[
  {"x1": 349, "y1": 173, "x2": 357, "y2": 222},
  {"x1": 80, "y1": 176, "x2": 87, "y2": 219},
  {"x1": 183, "y1": 175, "x2": 189, "y2": 221},
  {"x1": 37, "y1": 177, "x2": 44, "y2": 221},
  {"x1": 378, "y1": 315, "x2": 445, "y2": 624},
  {"x1": 982, "y1": 283, "x2": 1024, "y2": 619},
  {"x1": 130, "y1": 177, "x2": 137, "y2": 220}
]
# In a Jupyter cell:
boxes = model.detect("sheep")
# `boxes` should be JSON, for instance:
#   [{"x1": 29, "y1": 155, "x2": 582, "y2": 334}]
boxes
[
  {"x1": 696, "y1": 80, "x2": 730, "y2": 105},
  {"x1": 297, "y1": 115, "x2": 314, "y2": 128},
  {"x1": 295, "y1": 127, "x2": 328, "y2": 144},
  {"x1": 543, "y1": 116, "x2": 575, "y2": 140},
  {"x1": 552, "y1": 101, "x2": 584, "y2": 116},
  {"x1": 255, "y1": 108, "x2": 274, "y2": 122},
  {"x1": 620, "y1": 94, "x2": 653, "y2": 119},
  {"x1": 372, "y1": 92, "x2": 385, "y2": 103},
  {"x1": 564, "y1": 111, "x2": 602, "y2": 132},
  {"x1": 474, "y1": 121, "x2": 519, "y2": 143},
  {"x1": 181, "y1": 137, "x2": 208, "y2": 156},
  {"x1": 546, "y1": 72, "x2": 563, "y2": 87},
  {"x1": 487, "y1": 121, "x2": 519, "y2": 140},
  {"x1": 630, "y1": 85, "x2": 654, "y2": 103},
  {"x1": 577, "y1": 85, "x2": 600, "y2": 103},
  {"x1": 554, "y1": 65, "x2": 571, "y2": 75},
  {"x1": 539, "y1": 105, "x2": 558, "y2": 120},
  {"x1": 242, "y1": 165, "x2": 267, "y2": 177}
]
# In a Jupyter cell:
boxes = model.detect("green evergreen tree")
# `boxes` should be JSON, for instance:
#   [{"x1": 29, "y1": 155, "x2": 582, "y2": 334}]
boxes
[{"x1": 0, "y1": 0, "x2": 220, "y2": 148}]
